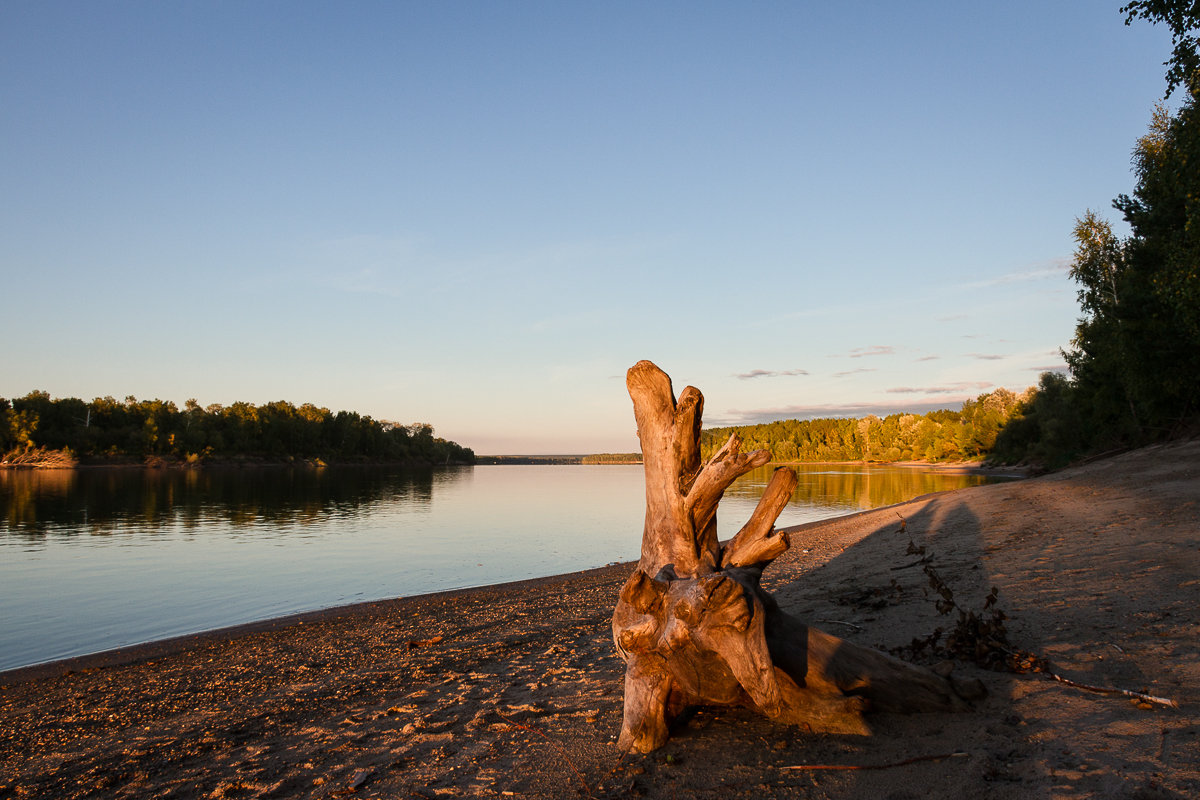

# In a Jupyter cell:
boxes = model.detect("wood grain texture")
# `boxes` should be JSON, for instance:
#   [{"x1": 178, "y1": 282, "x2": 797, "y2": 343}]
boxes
[{"x1": 612, "y1": 361, "x2": 975, "y2": 753}]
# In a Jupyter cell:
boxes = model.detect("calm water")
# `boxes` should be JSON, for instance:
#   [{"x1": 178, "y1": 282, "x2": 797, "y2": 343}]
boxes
[{"x1": 0, "y1": 463, "x2": 1008, "y2": 671}]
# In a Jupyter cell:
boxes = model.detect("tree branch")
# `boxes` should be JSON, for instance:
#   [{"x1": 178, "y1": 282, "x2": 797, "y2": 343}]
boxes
[
  {"x1": 687, "y1": 433, "x2": 771, "y2": 549},
  {"x1": 721, "y1": 466, "x2": 798, "y2": 568}
]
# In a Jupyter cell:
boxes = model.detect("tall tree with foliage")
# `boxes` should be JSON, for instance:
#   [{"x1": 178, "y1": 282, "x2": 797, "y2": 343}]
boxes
[
  {"x1": 1050, "y1": 4, "x2": 1200, "y2": 447},
  {"x1": 996, "y1": 4, "x2": 1200, "y2": 465},
  {"x1": 1062, "y1": 210, "x2": 1144, "y2": 442},
  {"x1": 1111, "y1": 100, "x2": 1200, "y2": 430}
]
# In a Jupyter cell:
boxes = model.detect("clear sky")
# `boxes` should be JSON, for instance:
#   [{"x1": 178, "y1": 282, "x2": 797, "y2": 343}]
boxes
[{"x1": 0, "y1": 2, "x2": 1177, "y2": 454}]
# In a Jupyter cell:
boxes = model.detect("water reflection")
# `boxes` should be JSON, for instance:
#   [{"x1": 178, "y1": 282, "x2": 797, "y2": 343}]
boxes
[
  {"x1": 0, "y1": 465, "x2": 641, "y2": 671},
  {"x1": 0, "y1": 463, "x2": 1011, "y2": 671},
  {"x1": 0, "y1": 466, "x2": 444, "y2": 540},
  {"x1": 720, "y1": 464, "x2": 998, "y2": 528}
]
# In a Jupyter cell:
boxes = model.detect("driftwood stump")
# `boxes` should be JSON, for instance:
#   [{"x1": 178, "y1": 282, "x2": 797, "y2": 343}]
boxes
[{"x1": 611, "y1": 361, "x2": 979, "y2": 753}]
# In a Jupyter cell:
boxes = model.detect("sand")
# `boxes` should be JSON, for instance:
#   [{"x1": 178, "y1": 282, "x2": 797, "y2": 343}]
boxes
[{"x1": 2, "y1": 438, "x2": 1198, "y2": 799}]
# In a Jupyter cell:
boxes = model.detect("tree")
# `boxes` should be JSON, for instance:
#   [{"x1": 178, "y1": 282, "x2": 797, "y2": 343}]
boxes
[
  {"x1": 1061, "y1": 211, "x2": 1140, "y2": 439},
  {"x1": 1058, "y1": 88, "x2": 1200, "y2": 440},
  {"x1": 1113, "y1": 102, "x2": 1200, "y2": 430},
  {"x1": 857, "y1": 415, "x2": 880, "y2": 460},
  {"x1": 1000, "y1": 4, "x2": 1200, "y2": 463},
  {"x1": 1070, "y1": 211, "x2": 1125, "y2": 317},
  {"x1": 990, "y1": 374, "x2": 1084, "y2": 469},
  {"x1": 5, "y1": 408, "x2": 38, "y2": 451}
]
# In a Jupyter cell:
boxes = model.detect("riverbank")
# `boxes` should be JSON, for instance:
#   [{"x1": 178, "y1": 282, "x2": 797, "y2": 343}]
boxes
[{"x1": 2, "y1": 438, "x2": 1197, "y2": 798}]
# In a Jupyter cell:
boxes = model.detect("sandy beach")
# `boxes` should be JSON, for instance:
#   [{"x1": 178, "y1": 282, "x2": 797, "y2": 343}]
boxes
[{"x1": 2, "y1": 438, "x2": 1198, "y2": 799}]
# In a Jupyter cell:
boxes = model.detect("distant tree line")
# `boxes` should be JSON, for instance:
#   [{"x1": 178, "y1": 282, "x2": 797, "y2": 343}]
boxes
[
  {"x1": 580, "y1": 453, "x2": 642, "y2": 464},
  {"x1": 474, "y1": 455, "x2": 583, "y2": 465},
  {"x1": 700, "y1": 388, "x2": 1029, "y2": 465},
  {"x1": 0, "y1": 392, "x2": 474, "y2": 467},
  {"x1": 991, "y1": 3, "x2": 1200, "y2": 468}
]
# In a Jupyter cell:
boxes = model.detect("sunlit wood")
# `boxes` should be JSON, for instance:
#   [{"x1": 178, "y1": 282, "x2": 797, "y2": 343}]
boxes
[{"x1": 612, "y1": 360, "x2": 979, "y2": 753}]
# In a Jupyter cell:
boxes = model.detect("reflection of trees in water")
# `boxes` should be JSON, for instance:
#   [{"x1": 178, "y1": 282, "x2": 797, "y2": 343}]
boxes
[
  {"x1": 0, "y1": 466, "x2": 463, "y2": 537},
  {"x1": 724, "y1": 465, "x2": 996, "y2": 511},
  {"x1": 2, "y1": 464, "x2": 1006, "y2": 538},
  {"x1": 0, "y1": 469, "x2": 79, "y2": 530}
]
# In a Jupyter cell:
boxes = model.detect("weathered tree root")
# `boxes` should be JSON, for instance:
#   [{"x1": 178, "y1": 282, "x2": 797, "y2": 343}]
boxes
[{"x1": 612, "y1": 361, "x2": 981, "y2": 753}]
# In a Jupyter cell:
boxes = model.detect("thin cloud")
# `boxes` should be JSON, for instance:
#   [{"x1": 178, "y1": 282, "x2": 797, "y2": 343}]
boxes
[
  {"x1": 968, "y1": 353, "x2": 1006, "y2": 361},
  {"x1": 915, "y1": 355, "x2": 941, "y2": 362},
  {"x1": 958, "y1": 260, "x2": 1070, "y2": 290},
  {"x1": 735, "y1": 368, "x2": 809, "y2": 380},
  {"x1": 986, "y1": 261, "x2": 1070, "y2": 285},
  {"x1": 886, "y1": 382, "x2": 994, "y2": 395},
  {"x1": 846, "y1": 345, "x2": 895, "y2": 359},
  {"x1": 711, "y1": 397, "x2": 967, "y2": 426},
  {"x1": 832, "y1": 368, "x2": 878, "y2": 378},
  {"x1": 1027, "y1": 364, "x2": 1069, "y2": 373}
]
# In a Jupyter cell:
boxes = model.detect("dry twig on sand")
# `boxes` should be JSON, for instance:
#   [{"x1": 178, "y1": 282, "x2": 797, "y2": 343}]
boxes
[{"x1": 1043, "y1": 671, "x2": 1179, "y2": 708}]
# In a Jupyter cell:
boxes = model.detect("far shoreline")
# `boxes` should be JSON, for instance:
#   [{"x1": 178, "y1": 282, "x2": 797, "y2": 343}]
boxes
[
  {"x1": 0, "y1": 456, "x2": 475, "y2": 471},
  {"x1": 475, "y1": 455, "x2": 1028, "y2": 477},
  {"x1": 3, "y1": 448, "x2": 1024, "y2": 476}
]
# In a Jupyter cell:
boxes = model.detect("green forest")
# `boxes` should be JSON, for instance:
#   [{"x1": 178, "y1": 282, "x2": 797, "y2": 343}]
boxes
[
  {"x1": 580, "y1": 453, "x2": 642, "y2": 464},
  {"x1": 700, "y1": 387, "x2": 1029, "y2": 465},
  {"x1": 0, "y1": 393, "x2": 474, "y2": 467}
]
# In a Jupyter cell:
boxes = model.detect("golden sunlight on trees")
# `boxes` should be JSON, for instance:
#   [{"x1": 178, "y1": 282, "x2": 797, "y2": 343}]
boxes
[
  {"x1": 0, "y1": 393, "x2": 474, "y2": 467},
  {"x1": 699, "y1": 388, "x2": 1030, "y2": 466}
]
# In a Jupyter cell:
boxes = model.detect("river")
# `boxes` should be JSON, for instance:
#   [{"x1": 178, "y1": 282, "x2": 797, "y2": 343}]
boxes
[{"x1": 0, "y1": 463, "x2": 1011, "y2": 671}]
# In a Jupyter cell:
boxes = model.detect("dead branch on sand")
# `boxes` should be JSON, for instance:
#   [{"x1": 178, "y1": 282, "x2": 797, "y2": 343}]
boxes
[{"x1": 1043, "y1": 671, "x2": 1179, "y2": 708}]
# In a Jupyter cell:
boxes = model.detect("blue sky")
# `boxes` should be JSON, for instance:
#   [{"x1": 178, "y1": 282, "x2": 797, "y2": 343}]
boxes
[{"x1": 0, "y1": 2, "x2": 1176, "y2": 453}]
